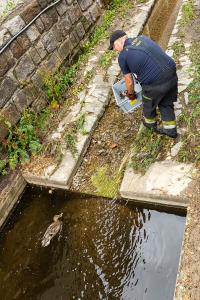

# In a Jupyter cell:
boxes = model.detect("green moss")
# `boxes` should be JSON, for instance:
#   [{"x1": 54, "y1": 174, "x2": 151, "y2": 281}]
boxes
[{"x1": 91, "y1": 165, "x2": 122, "y2": 198}]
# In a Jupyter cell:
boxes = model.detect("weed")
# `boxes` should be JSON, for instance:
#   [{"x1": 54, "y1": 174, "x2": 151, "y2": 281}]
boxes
[
  {"x1": 0, "y1": 110, "x2": 42, "y2": 174},
  {"x1": 91, "y1": 165, "x2": 122, "y2": 197},
  {"x1": 177, "y1": 40, "x2": 200, "y2": 165},
  {"x1": 130, "y1": 128, "x2": 163, "y2": 173},
  {"x1": 99, "y1": 50, "x2": 116, "y2": 68},
  {"x1": 64, "y1": 131, "x2": 77, "y2": 157},
  {"x1": 172, "y1": 40, "x2": 185, "y2": 62},
  {"x1": 0, "y1": 0, "x2": 15, "y2": 22},
  {"x1": 75, "y1": 112, "x2": 88, "y2": 135},
  {"x1": 179, "y1": 0, "x2": 196, "y2": 26}
]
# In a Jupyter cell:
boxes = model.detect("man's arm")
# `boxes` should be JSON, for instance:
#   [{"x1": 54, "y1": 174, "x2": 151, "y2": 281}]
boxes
[{"x1": 124, "y1": 73, "x2": 134, "y2": 94}]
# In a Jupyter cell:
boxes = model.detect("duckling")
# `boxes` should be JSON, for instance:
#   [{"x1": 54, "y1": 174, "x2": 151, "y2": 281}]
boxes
[{"x1": 41, "y1": 213, "x2": 63, "y2": 247}]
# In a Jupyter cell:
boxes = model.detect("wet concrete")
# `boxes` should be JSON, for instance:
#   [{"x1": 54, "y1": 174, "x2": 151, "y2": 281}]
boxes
[{"x1": 0, "y1": 186, "x2": 185, "y2": 300}]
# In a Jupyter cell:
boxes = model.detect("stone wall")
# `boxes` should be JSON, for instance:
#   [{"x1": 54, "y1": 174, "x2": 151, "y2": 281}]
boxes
[{"x1": 0, "y1": 0, "x2": 102, "y2": 140}]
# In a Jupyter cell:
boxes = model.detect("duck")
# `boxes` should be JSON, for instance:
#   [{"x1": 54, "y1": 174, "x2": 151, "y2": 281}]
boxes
[{"x1": 41, "y1": 213, "x2": 63, "y2": 247}]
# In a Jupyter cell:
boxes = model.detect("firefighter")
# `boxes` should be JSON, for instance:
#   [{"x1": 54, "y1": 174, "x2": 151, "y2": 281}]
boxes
[{"x1": 109, "y1": 30, "x2": 178, "y2": 138}]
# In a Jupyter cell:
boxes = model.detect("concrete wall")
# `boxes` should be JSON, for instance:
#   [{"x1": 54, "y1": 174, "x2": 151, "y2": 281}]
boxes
[{"x1": 0, "y1": 0, "x2": 102, "y2": 140}]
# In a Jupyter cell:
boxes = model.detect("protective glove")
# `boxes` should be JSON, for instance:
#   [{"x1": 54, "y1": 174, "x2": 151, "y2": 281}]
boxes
[{"x1": 125, "y1": 91, "x2": 137, "y2": 100}]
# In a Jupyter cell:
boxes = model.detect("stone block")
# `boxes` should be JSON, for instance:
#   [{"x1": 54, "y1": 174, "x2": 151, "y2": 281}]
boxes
[
  {"x1": 51, "y1": 24, "x2": 63, "y2": 42},
  {"x1": 31, "y1": 95, "x2": 48, "y2": 113},
  {"x1": 35, "y1": 18, "x2": 45, "y2": 34},
  {"x1": 76, "y1": 22, "x2": 85, "y2": 39},
  {"x1": 3, "y1": 16, "x2": 25, "y2": 36},
  {"x1": 37, "y1": 0, "x2": 48, "y2": 9},
  {"x1": 70, "y1": 30, "x2": 79, "y2": 48},
  {"x1": 0, "y1": 77, "x2": 17, "y2": 108},
  {"x1": 26, "y1": 24, "x2": 40, "y2": 42},
  {"x1": 29, "y1": 47, "x2": 42, "y2": 65},
  {"x1": 65, "y1": 0, "x2": 73, "y2": 5},
  {"x1": 45, "y1": 51, "x2": 62, "y2": 73},
  {"x1": 20, "y1": 0, "x2": 41, "y2": 24},
  {"x1": 89, "y1": 2, "x2": 101, "y2": 21},
  {"x1": 10, "y1": 33, "x2": 31, "y2": 59},
  {"x1": 31, "y1": 69, "x2": 45, "y2": 89},
  {"x1": 40, "y1": 7, "x2": 58, "y2": 30},
  {"x1": 13, "y1": 86, "x2": 37, "y2": 112},
  {"x1": 68, "y1": 3, "x2": 82, "y2": 24},
  {"x1": 59, "y1": 14, "x2": 72, "y2": 37},
  {"x1": 77, "y1": 0, "x2": 93, "y2": 11},
  {"x1": 0, "y1": 28, "x2": 11, "y2": 49},
  {"x1": 1, "y1": 101, "x2": 20, "y2": 125},
  {"x1": 0, "y1": 122, "x2": 8, "y2": 141},
  {"x1": 58, "y1": 39, "x2": 72, "y2": 61},
  {"x1": 0, "y1": 50, "x2": 15, "y2": 77},
  {"x1": 56, "y1": 0, "x2": 68, "y2": 15},
  {"x1": 35, "y1": 41, "x2": 47, "y2": 59},
  {"x1": 14, "y1": 54, "x2": 35, "y2": 82},
  {"x1": 41, "y1": 31, "x2": 58, "y2": 53},
  {"x1": 82, "y1": 12, "x2": 93, "y2": 31}
]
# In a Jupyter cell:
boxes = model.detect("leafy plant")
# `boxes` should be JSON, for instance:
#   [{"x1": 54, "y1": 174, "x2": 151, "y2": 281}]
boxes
[
  {"x1": 99, "y1": 50, "x2": 116, "y2": 68},
  {"x1": 64, "y1": 131, "x2": 77, "y2": 157},
  {"x1": 0, "y1": 110, "x2": 42, "y2": 174}
]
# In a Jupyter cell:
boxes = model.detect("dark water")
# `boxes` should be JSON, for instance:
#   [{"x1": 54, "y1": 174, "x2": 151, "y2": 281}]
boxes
[{"x1": 0, "y1": 187, "x2": 185, "y2": 300}]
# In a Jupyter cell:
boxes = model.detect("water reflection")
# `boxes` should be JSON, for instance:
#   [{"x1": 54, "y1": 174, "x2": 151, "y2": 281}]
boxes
[{"x1": 0, "y1": 187, "x2": 185, "y2": 300}]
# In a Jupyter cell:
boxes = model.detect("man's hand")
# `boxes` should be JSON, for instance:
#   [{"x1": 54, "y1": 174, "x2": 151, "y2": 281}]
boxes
[{"x1": 125, "y1": 91, "x2": 137, "y2": 100}]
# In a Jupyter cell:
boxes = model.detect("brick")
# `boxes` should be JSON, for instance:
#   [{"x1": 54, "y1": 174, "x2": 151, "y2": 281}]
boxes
[
  {"x1": 3, "y1": 16, "x2": 25, "y2": 36},
  {"x1": 0, "y1": 50, "x2": 15, "y2": 77},
  {"x1": 1, "y1": 101, "x2": 20, "y2": 125},
  {"x1": 13, "y1": 86, "x2": 37, "y2": 112},
  {"x1": 29, "y1": 47, "x2": 42, "y2": 65},
  {"x1": 76, "y1": 22, "x2": 85, "y2": 39},
  {"x1": 58, "y1": 38, "x2": 72, "y2": 61},
  {"x1": 10, "y1": 33, "x2": 31, "y2": 59},
  {"x1": 77, "y1": 0, "x2": 93, "y2": 11},
  {"x1": 0, "y1": 77, "x2": 17, "y2": 108},
  {"x1": 56, "y1": 0, "x2": 68, "y2": 16},
  {"x1": 20, "y1": 0, "x2": 41, "y2": 24},
  {"x1": 14, "y1": 54, "x2": 35, "y2": 82},
  {"x1": 0, "y1": 29, "x2": 11, "y2": 49},
  {"x1": 35, "y1": 18, "x2": 45, "y2": 34},
  {"x1": 41, "y1": 31, "x2": 58, "y2": 53},
  {"x1": 35, "y1": 41, "x2": 47, "y2": 59},
  {"x1": 26, "y1": 24, "x2": 40, "y2": 42}
]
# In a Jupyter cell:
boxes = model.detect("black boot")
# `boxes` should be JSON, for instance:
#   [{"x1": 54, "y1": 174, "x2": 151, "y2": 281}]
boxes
[
  {"x1": 155, "y1": 127, "x2": 178, "y2": 138},
  {"x1": 142, "y1": 119, "x2": 157, "y2": 130}
]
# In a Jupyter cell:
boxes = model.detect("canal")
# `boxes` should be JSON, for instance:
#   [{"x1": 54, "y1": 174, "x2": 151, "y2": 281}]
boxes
[{"x1": 0, "y1": 186, "x2": 185, "y2": 299}]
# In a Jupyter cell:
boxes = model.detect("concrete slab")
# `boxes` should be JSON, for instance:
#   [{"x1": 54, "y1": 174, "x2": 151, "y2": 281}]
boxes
[{"x1": 120, "y1": 160, "x2": 195, "y2": 208}]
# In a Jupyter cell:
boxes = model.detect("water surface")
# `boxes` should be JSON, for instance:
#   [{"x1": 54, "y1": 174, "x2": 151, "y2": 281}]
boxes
[{"x1": 0, "y1": 187, "x2": 185, "y2": 300}]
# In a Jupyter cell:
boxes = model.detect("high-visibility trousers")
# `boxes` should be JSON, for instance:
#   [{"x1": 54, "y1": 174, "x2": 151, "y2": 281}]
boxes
[{"x1": 142, "y1": 70, "x2": 178, "y2": 129}]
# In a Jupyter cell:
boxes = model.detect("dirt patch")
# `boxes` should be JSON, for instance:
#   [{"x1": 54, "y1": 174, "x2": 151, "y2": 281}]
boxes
[{"x1": 71, "y1": 98, "x2": 142, "y2": 193}]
